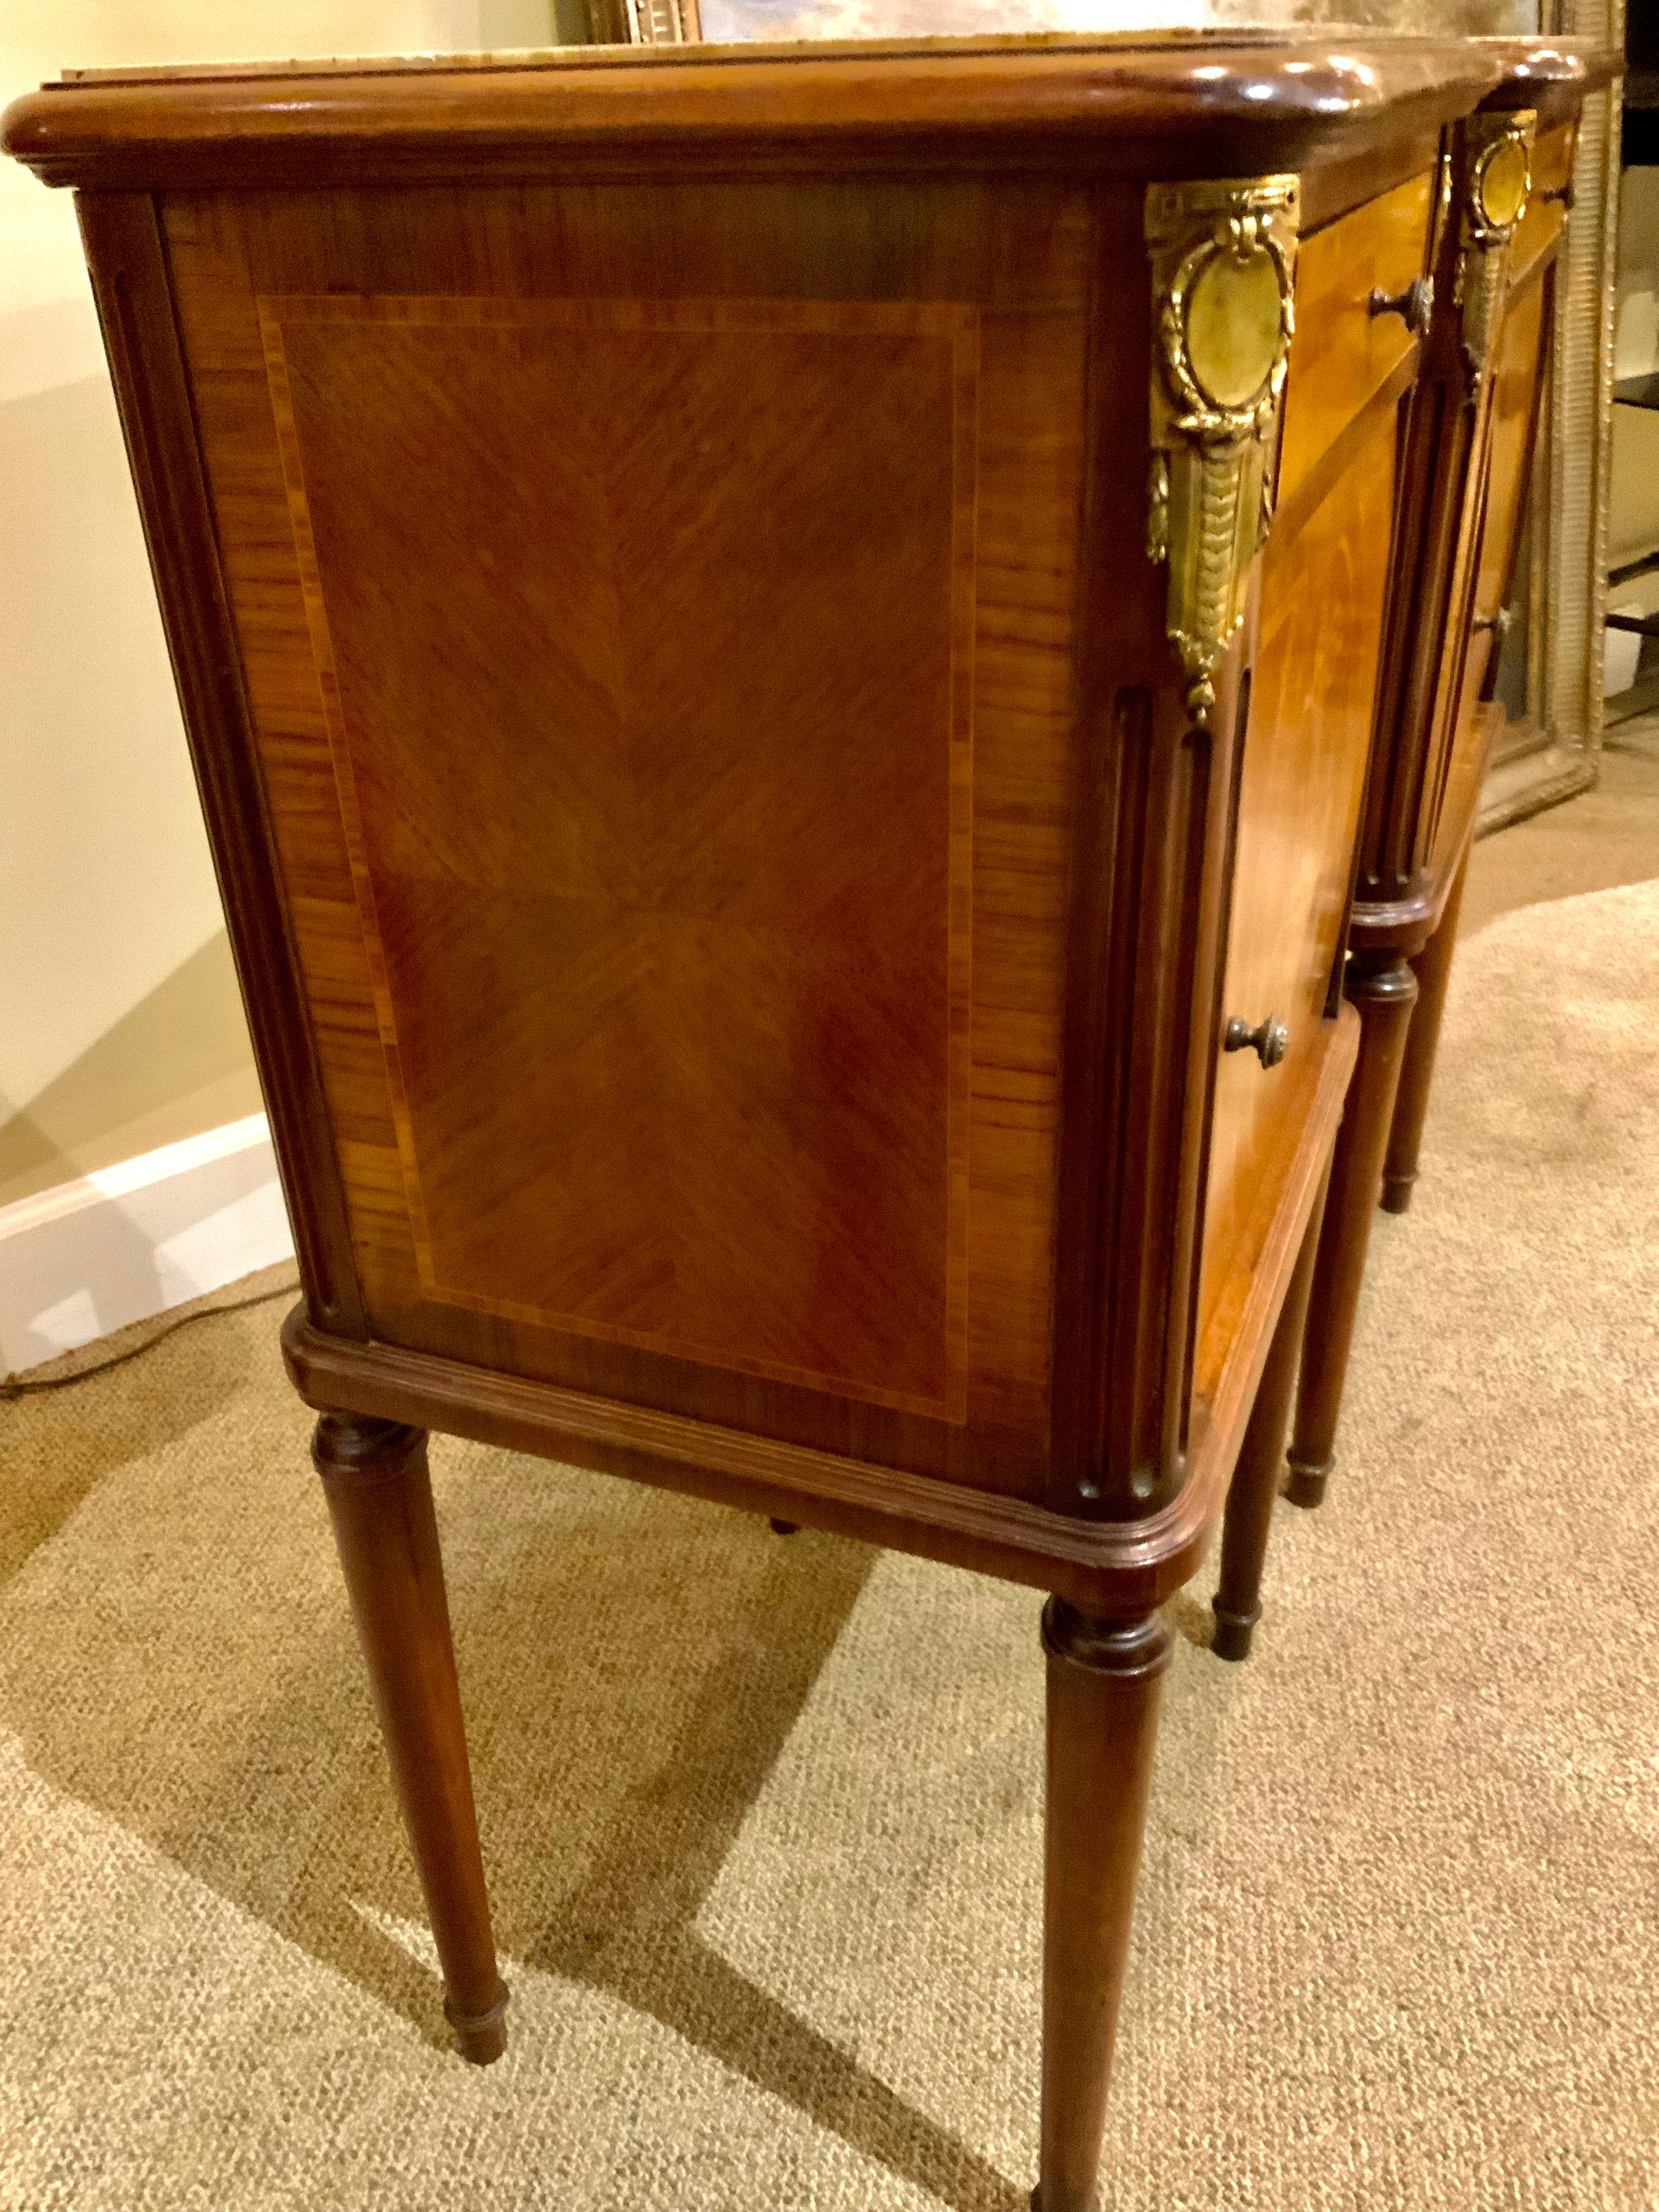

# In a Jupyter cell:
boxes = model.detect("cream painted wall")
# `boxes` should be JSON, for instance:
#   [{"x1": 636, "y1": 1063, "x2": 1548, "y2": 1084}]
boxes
[
  {"x1": 0, "y1": 2, "x2": 556, "y2": 1209},
  {"x1": 1607, "y1": 167, "x2": 1659, "y2": 653}
]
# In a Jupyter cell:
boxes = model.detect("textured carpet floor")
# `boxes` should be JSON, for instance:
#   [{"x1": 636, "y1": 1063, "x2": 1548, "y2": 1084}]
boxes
[{"x1": 2, "y1": 849, "x2": 1656, "y2": 2209}]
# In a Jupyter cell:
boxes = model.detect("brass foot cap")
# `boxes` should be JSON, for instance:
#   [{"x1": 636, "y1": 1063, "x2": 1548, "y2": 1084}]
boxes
[{"x1": 445, "y1": 1982, "x2": 509, "y2": 2066}]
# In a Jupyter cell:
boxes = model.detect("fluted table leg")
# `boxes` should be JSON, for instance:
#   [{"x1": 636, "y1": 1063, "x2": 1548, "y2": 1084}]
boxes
[
  {"x1": 1383, "y1": 848, "x2": 1469, "y2": 1215},
  {"x1": 1213, "y1": 1154, "x2": 1333, "y2": 1660},
  {"x1": 1286, "y1": 952, "x2": 1419, "y2": 1509},
  {"x1": 1033, "y1": 1599, "x2": 1171, "y2": 2212},
  {"x1": 313, "y1": 1413, "x2": 509, "y2": 2063}
]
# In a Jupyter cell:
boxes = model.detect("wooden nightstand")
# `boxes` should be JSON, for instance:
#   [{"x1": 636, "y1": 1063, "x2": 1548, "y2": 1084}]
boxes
[
  {"x1": 1283, "y1": 44, "x2": 1619, "y2": 1528},
  {"x1": 4, "y1": 33, "x2": 1513, "y2": 2206}
]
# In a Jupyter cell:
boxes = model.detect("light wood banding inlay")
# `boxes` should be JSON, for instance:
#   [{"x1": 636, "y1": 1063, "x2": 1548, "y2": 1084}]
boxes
[{"x1": 262, "y1": 293, "x2": 978, "y2": 1419}]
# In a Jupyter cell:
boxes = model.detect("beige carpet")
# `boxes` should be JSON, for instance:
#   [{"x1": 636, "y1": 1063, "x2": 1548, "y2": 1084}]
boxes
[{"x1": 3, "y1": 832, "x2": 1657, "y2": 2209}]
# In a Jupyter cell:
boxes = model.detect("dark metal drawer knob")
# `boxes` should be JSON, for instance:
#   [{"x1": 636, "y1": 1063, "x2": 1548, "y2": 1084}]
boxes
[
  {"x1": 1368, "y1": 273, "x2": 1434, "y2": 337},
  {"x1": 1224, "y1": 1013, "x2": 1289, "y2": 1069}
]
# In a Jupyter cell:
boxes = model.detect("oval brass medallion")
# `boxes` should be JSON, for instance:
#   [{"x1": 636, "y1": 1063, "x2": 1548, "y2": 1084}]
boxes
[
  {"x1": 1478, "y1": 134, "x2": 1530, "y2": 229},
  {"x1": 1184, "y1": 241, "x2": 1283, "y2": 412}
]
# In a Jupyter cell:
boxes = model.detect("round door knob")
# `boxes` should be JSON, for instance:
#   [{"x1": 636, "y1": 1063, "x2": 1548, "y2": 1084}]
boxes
[
  {"x1": 1368, "y1": 273, "x2": 1434, "y2": 337},
  {"x1": 1224, "y1": 1013, "x2": 1289, "y2": 1069}
]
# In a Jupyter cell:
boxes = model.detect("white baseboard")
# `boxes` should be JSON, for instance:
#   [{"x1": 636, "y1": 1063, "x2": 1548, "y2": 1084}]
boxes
[{"x1": 0, "y1": 1112, "x2": 295, "y2": 1375}]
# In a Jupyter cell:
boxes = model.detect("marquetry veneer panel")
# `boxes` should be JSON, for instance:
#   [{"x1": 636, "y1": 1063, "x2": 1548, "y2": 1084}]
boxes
[
  {"x1": 162, "y1": 179, "x2": 1092, "y2": 1488},
  {"x1": 262, "y1": 294, "x2": 975, "y2": 1417}
]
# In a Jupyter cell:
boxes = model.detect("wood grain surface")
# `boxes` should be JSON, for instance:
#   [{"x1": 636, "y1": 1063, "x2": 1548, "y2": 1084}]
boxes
[
  {"x1": 74, "y1": 193, "x2": 368, "y2": 1339},
  {"x1": 163, "y1": 175, "x2": 1092, "y2": 1493},
  {"x1": 1275, "y1": 168, "x2": 1432, "y2": 517},
  {"x1": 263, "y1": 291, "x2": 977, "y2": 1421},
  {"x1": 1198, "y1": 385, "x2": 1401, "y2": 1361},
  {"x1": 4, "y1": 36, "x2": 1515, "y2": 194},
  {"x1": 151, "y1": 137, "x2": 1422, "y2": 1527}
]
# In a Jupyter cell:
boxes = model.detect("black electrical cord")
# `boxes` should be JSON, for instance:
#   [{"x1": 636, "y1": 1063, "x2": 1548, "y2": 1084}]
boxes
[{"x1": 1, "y1": 1278, "x2": 299, "y2": 1402}]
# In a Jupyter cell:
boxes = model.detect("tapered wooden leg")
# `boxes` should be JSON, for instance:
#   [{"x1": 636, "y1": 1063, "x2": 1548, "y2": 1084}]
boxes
[
  {"x1": 313, "y1": 1413, "x2": 509, "y2": 2063},
  {"x1": 1034, "y1": 1599, "x2": 1171, "y2": 2212},
  {"x1": 1382, "y1": 848, "x2": 1469, "y2": 1215},
  {"x1": 1212, "y1": 1155, "x2": 1333, "y2": 1661},
  {"x1": 1285, "y1": 952, "x2": 1419, "y2": 1509}
]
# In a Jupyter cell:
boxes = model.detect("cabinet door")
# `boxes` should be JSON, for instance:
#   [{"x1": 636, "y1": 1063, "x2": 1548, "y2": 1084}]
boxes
[
  {"x1": 1195, "y1": 175, "x2": 1431, "y2": 1379},
  {"x1": 1431, "y1": 125, "x2": 1570, "y2": 868},
  {"x1": 1429, "y1": 268, "x2": 1553, "y2": 874}
]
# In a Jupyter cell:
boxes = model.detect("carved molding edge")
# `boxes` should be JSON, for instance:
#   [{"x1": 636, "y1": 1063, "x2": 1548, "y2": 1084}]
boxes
[
  {"x1": 1144, "y1": 174, "x2": 1300, "y2": 727},
  {"x1": 1454, "y1": 110, "x2": 1538, "y2": 383}
]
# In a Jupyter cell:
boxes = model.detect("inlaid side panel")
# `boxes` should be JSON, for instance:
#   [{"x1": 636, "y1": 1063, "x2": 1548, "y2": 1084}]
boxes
[
  {"x1": 1198, "y1": 404, "x2": 1399, "y2": 1349},
  {"x1": 261, "y1": 294, "x2": 974, "y2": 1418},
  {"x1": 161, "y1": 178, "x2": 1091, "y2": 1492}
]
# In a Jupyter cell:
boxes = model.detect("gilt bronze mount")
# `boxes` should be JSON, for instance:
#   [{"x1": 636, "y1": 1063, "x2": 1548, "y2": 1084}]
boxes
[
  {"x1": 1455, "y1": 110, "x2": 1536, "y2": 379},
  {"x1": 1144, "y1": 174, "x2": 1300, "y2": 727}
]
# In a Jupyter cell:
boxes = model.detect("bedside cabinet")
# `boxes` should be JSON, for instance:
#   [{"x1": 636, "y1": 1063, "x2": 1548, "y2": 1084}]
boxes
[
  {"x1": 1284, "y1": 42, "x2": 1618, "y2": 1525},
  {"x1": 4, "y1": 33, "x2": 1512, "y2": 2207}
]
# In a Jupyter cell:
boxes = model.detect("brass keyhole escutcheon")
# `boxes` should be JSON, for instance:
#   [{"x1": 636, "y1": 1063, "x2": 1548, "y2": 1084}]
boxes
[{"x1": 1224, "y1": 1014, "x2": 1289, "y2": 1069}]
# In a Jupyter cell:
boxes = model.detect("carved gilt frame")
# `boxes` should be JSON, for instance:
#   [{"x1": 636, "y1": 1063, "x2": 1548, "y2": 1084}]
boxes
[
  {"x1": 582, "y1": 0, "x2": 702, "y2": 42},
  {"x1": 1482, "y1": 0, "x2": 1626, "y2": 828}
]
